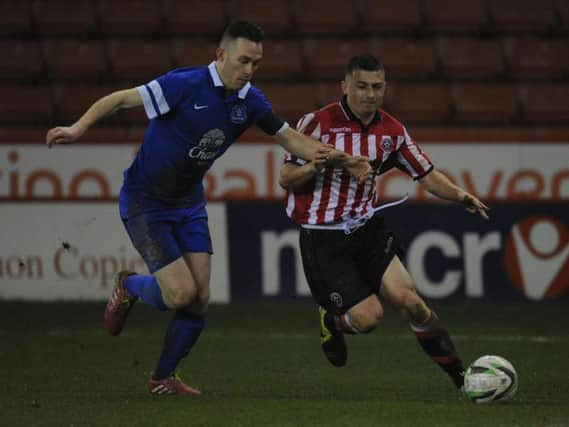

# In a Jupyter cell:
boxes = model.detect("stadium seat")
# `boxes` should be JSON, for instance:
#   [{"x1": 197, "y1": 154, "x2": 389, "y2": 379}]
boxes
[
  {"x1": 384, "y1": 83, "x2": 451, "y2": 124},
  {"x1": 375, "y1": 38, "x2": 436, "y2": 79},
  {"x1": 108, "y1": 40, "x2": 173, "y2": 81},
  {"x1": 423, "y1": 0, "x2": 488, "y2": 33},
  {"x1": 292, "y1": 0, "x2": 358, "y2": 34},
  {"x1": 54, "y1": 83, "x2": 147, "y2": 125},
  {"x1": 303, "y1": 38, "x2": 372, "y2": 78},
  {"x1": 437, "y1": 37, "x2": 505, "y2": 78},
  {"x1": 316, "y1": 82, "x2": 344, "y2": 107},
  {"x1": 0, "y1": 0, "x2": 32, "y2": 35},
  {"x1": 487, "y1": 0, "x2": 556, "y2": 33},
  {"x1": 505, "y1": 37, "x2": 569, "y2": 79},
  {"x1": 558, "y1": 0, "x2": 569, "y2": 29},
  {"x1": 44, "y1": 40, "x2": 107, "y2": 81},
  {"x1": 0, "y1": 41, "x2": 43, "y2": 81},
  {"x1": 256, "y1": 83, "x2": 318, "y2": 122},
  {"x1": 227, "y1": 0, "x2": 291, "y2": 34},
  {"x1": 255, "y1": 40, "x2": 303, "y2": 80},
  {"x1": 519, "y1": 83, "x2": 569, "y2": 123},
  {"x1": 99, "y1": 0, "x2": 162, "y2": 35},
  {"x1": 171, "y1": 39, "x2": 218, "y2": 68},
  {"x1": 452, "y1": 83, "x2": 518, "y2": 123},
  {"x1": 163, "y1": 0, "x2": 226, "y2": 35},
  {"x1": 0, "y1": 85, "x2": 53, "y2": 124},
  {"x1": 33, "y1": 0, "x2": 97, "y2": 35},
  {"x1": 358, "y1": 0, "x2": 422, "y2": 33}
]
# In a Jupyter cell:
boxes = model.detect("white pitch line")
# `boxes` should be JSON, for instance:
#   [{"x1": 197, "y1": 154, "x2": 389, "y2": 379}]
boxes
[{"x1": 29, "y1": 330, "x2": 568, "y2": 344}]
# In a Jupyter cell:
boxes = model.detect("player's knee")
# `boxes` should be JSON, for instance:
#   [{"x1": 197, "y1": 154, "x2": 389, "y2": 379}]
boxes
[{"x1": 167, "y1": 286, "x2": 197, "y2": 309}]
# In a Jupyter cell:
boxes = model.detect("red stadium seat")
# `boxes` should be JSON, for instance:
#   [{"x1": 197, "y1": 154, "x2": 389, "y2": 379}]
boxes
[
  {"x1": 108, "y1": 40, "x2": 173, "y2": 81},
  {"x1": 376, "y1": 38, "x2": 436, "y2": 79},
  {"x1": 384, "y1": 83, "x2": 451, "y2": 124},
  {"x1": 487, "y1": 0, "x2": 556, "y2": 33},
  {"x1": 316, "y1": 82, "x2": 344, "y2": 107},
  {"x1": 163, "y1": 0, "x2": 226, "y2": 35},
  {"x1": 0, "y1": 0, "x2": 32, "y2": 35},
  {"x1": 558, "y1": 0, "x2": 569, "y2": 29},
  {"x1": 292, "y1": 0, "x2": 357, "y2": 34},
  {"x1": 256, "y1": 83, "x2": 319, "y2": 122},
  {"x1": 54, "y1": 83, "x2": 147, "y2": 125},
  {"x1": 255, "y1": 40, "x2": 303, "y2": 80},
  {"x1": 303, "y1": 38, "x2": 372, "y2": 78},
  {"x1": 171, "y1": 39, "x2": 218, "y2": 68},
  {"x1": 519, "y1": 83, "x2": 569, "y2": 123},
  {"x1": 505, "y1": 37, "x2": 569, "y2": 79},
  {"x1": 33, "y1": 0, "x2": 97, "y2": 35},
  {"x1": 423, "y1": 0, "x2": 488, "y2": 33},
  {"x1": 452, "y1": 83, "x2": 518, "y2": 123},
  {"x1": 44, "y1": 40, "x2": 107, "y2": 80},
  {"x1": 0, "y1": 41, "x2": 43, "y2": 80},
  {"x1": 227, "y1": 0, "x2": 291, "y2": 34},
  {"x1": 359, "y1": 0, "x2": 422, "y2": 33},
  {"x1": 99, "y1": 0, "x2": 162, "y2": 35},
  {"x1": 0, "y1": 85, "x2": 53, "y2": 124},
  {"x1": 437, "y1": 37, "x2": 505, "y2": 78}
]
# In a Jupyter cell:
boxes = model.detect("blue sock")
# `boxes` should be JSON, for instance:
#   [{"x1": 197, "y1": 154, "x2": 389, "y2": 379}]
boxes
[
  {"x1": 153, "y1": 311, "x2": 205, "y2": 380},
  {"x1": 124, "y1": 275, "x2": 167, "y2": 311}
]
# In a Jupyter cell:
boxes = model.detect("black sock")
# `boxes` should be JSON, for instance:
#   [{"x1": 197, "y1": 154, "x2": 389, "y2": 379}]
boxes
[{"x1": 411, "y1": 311, "x2": 464, "y2": 388}]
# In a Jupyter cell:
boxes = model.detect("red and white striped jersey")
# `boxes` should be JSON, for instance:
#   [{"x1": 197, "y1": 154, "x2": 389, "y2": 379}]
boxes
[{"x1": 285, "y1": 98, "x2": 433, "y2": 225}]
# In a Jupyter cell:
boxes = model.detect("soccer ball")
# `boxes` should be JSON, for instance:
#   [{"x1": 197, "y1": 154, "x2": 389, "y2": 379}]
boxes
[{"x1": 464, "y1": 355, "x2": 518, "y2": 404}]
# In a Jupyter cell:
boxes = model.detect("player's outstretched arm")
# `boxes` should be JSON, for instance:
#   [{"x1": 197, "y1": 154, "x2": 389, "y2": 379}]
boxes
[
  {"x1": 46, "y1": 88, "x2": 143, "y2": 148},
  {"x1": 419, "y1": 169, "x2": 490, "y2": 219},
  {"x1": 274, "y1": 127, "x2": 371, "y2": 184}
]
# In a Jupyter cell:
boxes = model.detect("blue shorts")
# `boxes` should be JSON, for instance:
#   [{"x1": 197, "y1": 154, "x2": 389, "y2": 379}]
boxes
[{"x1": 121, "y1": 207, "x2": 212, "y2": 274}]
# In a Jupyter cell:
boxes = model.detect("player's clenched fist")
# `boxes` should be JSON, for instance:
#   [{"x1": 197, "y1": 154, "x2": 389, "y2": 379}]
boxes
[{"x1": 345, "y1": 155, "x2": 372, "y2": 184}]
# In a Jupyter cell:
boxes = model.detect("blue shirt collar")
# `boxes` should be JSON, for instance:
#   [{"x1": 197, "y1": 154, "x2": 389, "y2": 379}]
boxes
[{"x1": 208, "y1": 61, "x2": 251, "y2": 99}]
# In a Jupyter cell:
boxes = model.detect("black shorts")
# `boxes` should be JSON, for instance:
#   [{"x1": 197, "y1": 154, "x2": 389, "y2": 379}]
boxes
[{"x1": 299, "y1": 215, "x2": 404, "y2": 314}]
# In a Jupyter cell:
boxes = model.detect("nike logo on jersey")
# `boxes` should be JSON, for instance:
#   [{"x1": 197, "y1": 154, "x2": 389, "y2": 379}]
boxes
[{"x1": 194, "y1": 104, "x2": 208, "y2": 110}]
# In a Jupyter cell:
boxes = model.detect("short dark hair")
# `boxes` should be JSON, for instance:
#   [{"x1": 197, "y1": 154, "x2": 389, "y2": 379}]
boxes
[
  {"x1": 346, "y1": 54, "x2": 385, "y2": 76},
  {"x1": 220, "y1": 21, "x2": 264, "y2": 47}
]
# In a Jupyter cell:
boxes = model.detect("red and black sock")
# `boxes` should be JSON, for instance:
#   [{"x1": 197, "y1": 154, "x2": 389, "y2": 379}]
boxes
[
  {"x1": 324, "y1": 312, "x2": 359, "y2": 334},
  {"x1": 411, "y1": 311, "x2": 465, "y2": 388}
]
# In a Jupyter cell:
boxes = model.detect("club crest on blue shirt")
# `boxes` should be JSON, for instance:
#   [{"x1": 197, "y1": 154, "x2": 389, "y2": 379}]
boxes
[
  {"x1": 381, "y1": 136, "x2": 394, "y2": 152},
  {"x1": 230, "y1": 104, "x2": 247, "y2": 124}
]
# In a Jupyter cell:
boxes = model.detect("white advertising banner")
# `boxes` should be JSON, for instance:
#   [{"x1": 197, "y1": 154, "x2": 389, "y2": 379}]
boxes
[
  {"x1": 0, "y1": 203, "x2": 229, "y2": 302},
  {"x1": 0, "y1": 142, "x2": 567, "y2": 202}
]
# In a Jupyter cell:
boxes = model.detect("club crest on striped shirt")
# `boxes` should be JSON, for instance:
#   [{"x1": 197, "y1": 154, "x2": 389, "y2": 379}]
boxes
[
  {"x1": 381, "y1": 136, "x2": 394, "y2": 152},
  {"x1": 230, "y1": 104, "x2": 247, "y2": 124}
]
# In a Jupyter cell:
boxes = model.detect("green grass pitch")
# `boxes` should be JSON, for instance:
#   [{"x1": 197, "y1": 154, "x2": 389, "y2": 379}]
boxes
[{"x1": 1, "y1": 301, "x2": 568, "y2": 426}]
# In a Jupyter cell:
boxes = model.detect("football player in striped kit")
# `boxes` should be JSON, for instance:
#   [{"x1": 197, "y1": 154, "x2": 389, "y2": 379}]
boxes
[
  {"x1": 45, "y1": 22, "x2": 371, "y2": 396},
  {"x1": 280, "y1": 54, "x2": 489, "y2": 391}
]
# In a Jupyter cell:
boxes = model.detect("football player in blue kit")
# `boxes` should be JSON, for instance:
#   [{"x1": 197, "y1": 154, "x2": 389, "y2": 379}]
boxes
[{"x1": 46, "y1": 21, "x2": 371, "y2": 396}]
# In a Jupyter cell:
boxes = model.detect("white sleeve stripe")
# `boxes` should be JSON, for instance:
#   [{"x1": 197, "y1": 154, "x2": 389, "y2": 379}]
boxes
[
  {"x1": 276, "y1": 122, "x2": 290, "y2": 135},
  {"x1": 398, "y1": 153, "x2": 419, "y2": 177},
  {"x1": 148, "y1": 80, "x2": 170, "y2": 115},
  {"x1": 136, "y1": 85, "x2": 157, "y2": 119}
]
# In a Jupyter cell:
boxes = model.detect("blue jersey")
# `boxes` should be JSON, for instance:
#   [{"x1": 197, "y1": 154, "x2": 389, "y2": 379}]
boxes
[{"x1": 120, "y1": 62, "x2": 286, "y2": 218}]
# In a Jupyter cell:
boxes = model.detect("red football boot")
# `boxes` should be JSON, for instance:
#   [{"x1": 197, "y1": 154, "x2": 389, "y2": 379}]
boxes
[
  {"x1": 103, "y1": 270, "x2": 137, "y2": 336},
  {"x1": 148, "y1": 374, "x2": 201, "y2": 396}
]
